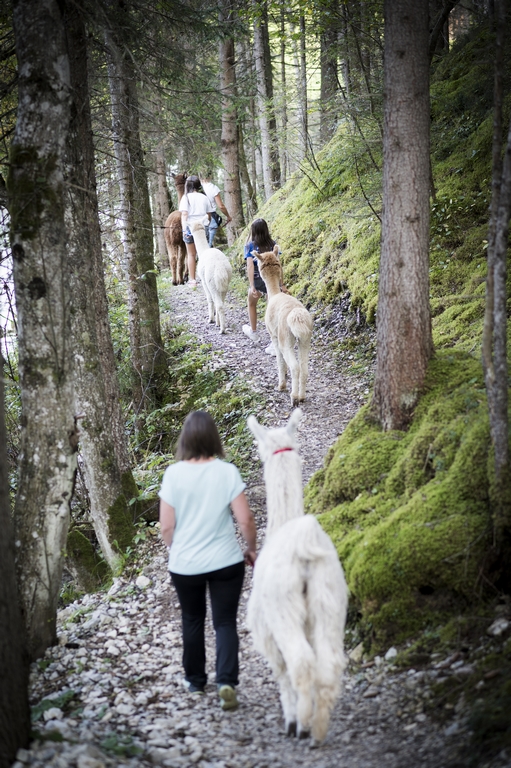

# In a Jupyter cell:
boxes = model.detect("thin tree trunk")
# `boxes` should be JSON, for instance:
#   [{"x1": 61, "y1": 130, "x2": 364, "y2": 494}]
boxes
[
  {"x1": 482, "y1": 0, "x2": 511, "y2": 545},
  {"x1": 105, "y1": 15, "x2": 167, "y2": 412},
  {"x1": 279, "y1": 2, "x2": 288, "y2": 183},
  {"x1": 154, "y1": 142, "x2": 171, "y2": 269},
  {"x1": 9, "y1": 0, "x2": 78, "y2": 660},
  {"x1": 320, "y1": 15, "x2": 338, "y2": 145},
  {"x1": 253, "y1": 0, "x2": 280, "y2": 198},
  {"x1": 238, "y1": 123, "x2": 257, "y2": 220},
  {"x1": 0, "y1": 355, "x2": 30, "y2": 768},
  {"x1": 372, "y1": 0, "x2": 432, "y2": 431},
  {"x1": 64, "y1": 1, "x2": 135, "y2": 571},
  {"x1": 219, "y1": 0, "x2": 244, "y2": 244}
]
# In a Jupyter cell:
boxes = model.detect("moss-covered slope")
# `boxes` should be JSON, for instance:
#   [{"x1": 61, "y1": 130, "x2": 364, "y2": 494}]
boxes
[{"x1": 245, "y1": 23, "x2": 510, "y2": 646}]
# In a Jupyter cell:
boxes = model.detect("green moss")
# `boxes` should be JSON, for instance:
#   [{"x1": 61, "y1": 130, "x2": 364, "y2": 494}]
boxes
[
  {"x1": 304, "y1": 351, "x2": 495, "y2": 647},
  {"x1": 66, "y1": 529, "x2": 109, "y2": 591},
  {"x1": 107, "y1": 494, "x2": 136, "y2": 553}
]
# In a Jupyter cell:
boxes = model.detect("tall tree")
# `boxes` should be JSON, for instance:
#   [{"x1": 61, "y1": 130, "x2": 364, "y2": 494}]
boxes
[
  {"x1": 319, "y1": 5, "x2": 339, "y2": 146},
  {"x1": 219, "y1": 0, "x2": 244, "y2": 243},
  {"x1": 105, "y1": 2, "x2": 167, "y2": 412},
  {"x1": 8, "y1": 0, "x2": 78, "y2": 659},
  {"x1": 253, "y1": 0, "x2": 280, "y2": 198},
  {"x1": 372, "y1": 0, "x2": 432, "y2": 431},
  {"x1": 153, "y1": 141, "x2": 172, "y2": 270},
  {"x1": 0, "y1": 352, "x2": 30, "y2": 768},
  {"x1": 482, "y1": 0, "x2": 511, "y2": 552},
  {"x1": 64, "y1": 0, "x2": 136, "y2": 571}
]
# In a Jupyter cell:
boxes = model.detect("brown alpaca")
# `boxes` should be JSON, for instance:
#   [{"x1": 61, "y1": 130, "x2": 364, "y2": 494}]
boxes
[{"x1": 164, "y1": 173, "x2": 187, "y2": 285}]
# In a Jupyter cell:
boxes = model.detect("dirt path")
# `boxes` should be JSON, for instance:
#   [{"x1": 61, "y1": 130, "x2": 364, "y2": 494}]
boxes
[{"x1": 19, "y1": 278, "x2": 492, "y2": 768}]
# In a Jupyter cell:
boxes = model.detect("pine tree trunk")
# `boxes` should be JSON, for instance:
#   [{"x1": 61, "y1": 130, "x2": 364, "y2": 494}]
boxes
[
  {"x1": 64, "y1": 1, "x2": 135, "y2": 571},
  {"x1": 105, "y1": 16, "x2": 167, "y2": 411},
  {"x1": 372, "y1": 0, "x2": 432, "y2": 431},
  {"x1": 482, "y1": 0, "x2": 511, "y2": 546},
  {"x1": 154, "y1": 142, "x2": 171, "y2": 270},
  {"x1": 8, "y1": 0, "x2": 78, "y2": 660},
  {"x1": 320, "y1": 18, "x2": 338, "y2": 145},
  {"x1": 0, "y1": 352, "x2": 30, "y2": 768},
  {"x1": 279, "y1": 2, "x2": 288, "y2": 182},
  {"x1": 219, "y1": 1, "x2": 244, "y2": 244},
  {"x1": 253, "y1": 1, "x2": 280, "y2": 198}
]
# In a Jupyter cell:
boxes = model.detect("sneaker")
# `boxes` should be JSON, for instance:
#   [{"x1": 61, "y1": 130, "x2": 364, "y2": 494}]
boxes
[
  {"x1": 218, "y1": 684, "x2": 238, "y2": 710},
  {"x1": 188, "y1": 279, "x2": 197, "y2": 288},
  {"x1": 184, "y1": 680, "x2": 205, "y2": 695},
  {"x1": 265, "y1": 342, "x2": 277, "y2": 356},
  {"x1": 242, "y1": 324, "x2": 259, "y2": 342}
]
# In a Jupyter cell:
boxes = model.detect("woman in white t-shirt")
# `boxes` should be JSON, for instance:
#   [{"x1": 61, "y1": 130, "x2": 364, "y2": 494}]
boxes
[
  {"x1": 179, "y1": 176, "x2": 213, "y2": 286},
  {"x1": 159, "y1": 411, "x2": 257, "y2": 710}
]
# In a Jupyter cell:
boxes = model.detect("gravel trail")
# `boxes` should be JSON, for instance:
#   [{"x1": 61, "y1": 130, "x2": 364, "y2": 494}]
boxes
[{"x1": 16, "y1": 277, "x2": 501, "y2": 768}]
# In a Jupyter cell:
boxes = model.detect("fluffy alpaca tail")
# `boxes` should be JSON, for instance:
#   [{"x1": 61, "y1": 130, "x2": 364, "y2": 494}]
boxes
[{"x1": 287, "y1": 305, "x2": 313, "y2": 342}]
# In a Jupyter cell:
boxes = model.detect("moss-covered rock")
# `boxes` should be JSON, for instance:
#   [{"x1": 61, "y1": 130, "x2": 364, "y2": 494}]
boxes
[{"x1": 66, "y1": 529, "x2": 109, "y2": 591}]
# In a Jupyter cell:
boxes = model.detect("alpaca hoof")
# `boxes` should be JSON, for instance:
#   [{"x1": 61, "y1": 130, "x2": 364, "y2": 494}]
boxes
[
  {"x1": 298, "y1": 728, "x2": 310, "y2": 740},
  {"x1": 286, "y1": 721, "x2": 297, "y2": 737},
  {"x1": 278, "y1": 384, "x2": 287, "y2": 392},
  {"x1": 172, "y1": 280, "x2": 178, "y2": 286}
]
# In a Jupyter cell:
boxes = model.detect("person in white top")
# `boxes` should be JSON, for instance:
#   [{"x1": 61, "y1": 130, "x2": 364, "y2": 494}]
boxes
[
  {"x1": 179, "y1": 176, "x2": 213, "y2": 286},
  {"x1": 200, "y1": 171, "x2": 232, "y2": 247},
  {"x1": 159, "y1": 410, "x2": 257, "y2": 709}
]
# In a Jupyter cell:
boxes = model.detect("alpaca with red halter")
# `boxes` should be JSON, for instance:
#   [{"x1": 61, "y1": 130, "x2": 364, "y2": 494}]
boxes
[{"x1": 246, "y1": 409, "x2": 348, "y2": 743}]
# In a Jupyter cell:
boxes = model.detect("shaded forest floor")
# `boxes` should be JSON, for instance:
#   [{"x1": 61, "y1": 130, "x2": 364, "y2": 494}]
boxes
[{"x1": 16, "y1": 279, "x2": 510, "y2": 768}]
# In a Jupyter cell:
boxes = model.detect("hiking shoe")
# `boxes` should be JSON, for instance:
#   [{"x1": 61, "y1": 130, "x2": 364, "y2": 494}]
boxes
[
  {"x1": 184, "y1": 680, "x2": 205, "y2": 695},
  {"x1": 265, "y1": 342, "x2": 276, "y2": 356},
  {"x1": 242, "y1": 324, "x2": 259, "y2": 342},
  {"x1": 218, "y1": 684, "x2": 238, "y2": 710}
]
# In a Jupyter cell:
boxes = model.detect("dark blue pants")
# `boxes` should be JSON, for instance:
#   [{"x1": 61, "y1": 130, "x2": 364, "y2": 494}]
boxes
[{"x1": 170, "y1": 561, "x2": 245, "y2": 689}]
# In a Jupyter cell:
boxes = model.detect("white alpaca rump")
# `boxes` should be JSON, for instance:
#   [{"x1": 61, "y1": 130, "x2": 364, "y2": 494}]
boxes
[
  {"x1": 247, "y1": 410, "x2": 348, "y2": 743},
  {"x1": 257, "y1": 246, "x2": 313, "y2": 405},
  {"x1": 191, "y1": 221, "x2": 232, "y2": 333}
]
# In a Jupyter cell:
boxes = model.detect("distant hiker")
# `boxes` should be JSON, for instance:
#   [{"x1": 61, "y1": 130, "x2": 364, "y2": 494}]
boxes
[
  {"x1": 179, "y1": 176, "x2": 213, "y2": 287},
  {"x1": 159, "y1": 410, "x2": 257, "y2": 710},
  {"x1": 200, "y1": 171, "x2": 232, "y2": 247}
]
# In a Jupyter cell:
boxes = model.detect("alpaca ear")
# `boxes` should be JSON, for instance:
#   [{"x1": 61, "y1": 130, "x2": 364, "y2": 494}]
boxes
[
  {"x1": 273, "y1": 245, "x2": 279, "y2": 257},
  {"x1": 287, "y1": 408, "x2": 303, "y2": 436},
  {"x1": 247, "y1": 414, "x2": 267, "y2": 443}
]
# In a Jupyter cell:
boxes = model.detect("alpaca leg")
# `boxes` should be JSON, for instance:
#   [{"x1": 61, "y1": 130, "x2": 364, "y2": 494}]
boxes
[
  {"x1": 273, "y1": 341, "x2": 287, "y2": 391},
  {"x1": 280, "y1": 342, "x2": 300, "y2": 405},
  {"x1": 310, "y1": 682, "x2": 338, "y2": 743},
  {"x1": 297, "y1": 337, "x2": 311, "y2": 402},
  {"x1": 169, "y1": 249, "x2": 178, "y2": 286},
  {"x1": 177, "y1": 244, "x2": 186, "y2": 284},
  {"x1": 217, "y1": 300, "x2": 227, "y2": 334},
  {"x1": 257, "y1": 635, "x2": 298, "y2": 736},
  {"x1": 202, "y1": 283, "x2": 215, "y2": 323}
]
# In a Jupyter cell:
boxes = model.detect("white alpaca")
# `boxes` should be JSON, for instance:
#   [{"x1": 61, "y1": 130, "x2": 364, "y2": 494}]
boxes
[
  {"x1": 257, "y1": 246, "x2": 313, "y2": 405},
  {"x1": 246, "y1": 410, "x2": 348, "y2": 744},
  {"x1": 190, "y1": 221, "x2": 232, "y2": 334}
]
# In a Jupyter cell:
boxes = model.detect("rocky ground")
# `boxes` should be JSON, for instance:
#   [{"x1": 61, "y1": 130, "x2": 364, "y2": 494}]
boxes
[{"x1": 14, "y1": 277, "x2": 511, "y2": 768}]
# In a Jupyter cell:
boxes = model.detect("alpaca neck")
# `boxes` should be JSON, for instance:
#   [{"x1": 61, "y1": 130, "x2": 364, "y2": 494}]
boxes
[
  {"x1": 264, "y1": 454, "x2": 304, "y2": 537},
  {"x1": 263, "y1": 273, "x2": 281, "y2": 300},
  {"x1": 175, "y1": 182, "x2": 185, "y2": 203},
  {"x1": 193, "y1": 228, "x2": 209, "y2": 255}
]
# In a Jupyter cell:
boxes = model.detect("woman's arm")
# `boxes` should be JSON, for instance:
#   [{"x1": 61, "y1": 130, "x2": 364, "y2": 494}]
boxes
[
  {"x1": 246, "y1": 257, "x2": 259, "y2": 297},
  {"x1": 214, "y1": 192, "x2": 231, "y2": 223},
  {"x1": 159, "y1": 500, "x2": 176, "y2": 547},
  {"x1": 230, "y1": 491, "x2": 257, "y2": 564}
]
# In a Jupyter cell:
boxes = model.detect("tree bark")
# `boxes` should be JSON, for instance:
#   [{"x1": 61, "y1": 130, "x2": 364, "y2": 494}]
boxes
[
  {"x1": 253, "y1": 0, "x2": 280, "y2": 198},
  {"x1": 219, "y1": 0, "x2": 244, "y2": 244},
  {"x1": 372, "y1": 0, "x2": 432, "y2": 431},
  {"x1": 64, "y1": 1, "x2": 136, "y2": 571},
  {"x1": 8, "y1": 0, "x2": 78, "y2": 659},
  {"x1": 154, "y1": 142, "x2": 171, "y2": 270},
  {"x1": 105, "y1": 8, "x2": 167, "y2": 412},
  {"x1": 0, "y1": 353, "x2": 30, "y2": 768},
  {"x1": 320, "y1": 12, "x2": 339, "y2": 146},
  {"x1": 482, "y1": 0, "x2": 511, "y2": 546}
]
